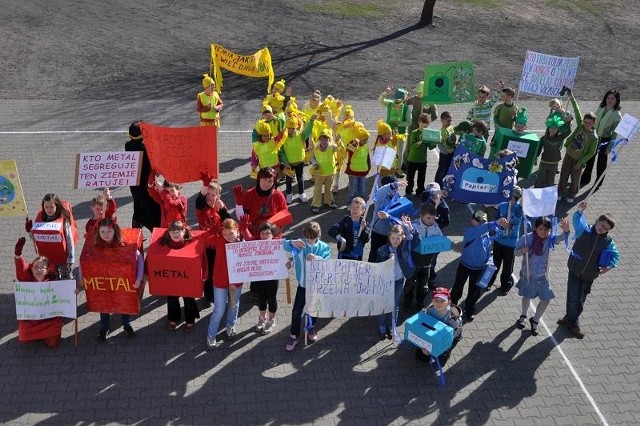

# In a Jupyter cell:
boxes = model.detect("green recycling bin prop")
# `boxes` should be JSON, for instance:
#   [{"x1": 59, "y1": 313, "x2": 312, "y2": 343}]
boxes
[{"x1": 491, "y1": 127, "x2": 540, "y2": 179}]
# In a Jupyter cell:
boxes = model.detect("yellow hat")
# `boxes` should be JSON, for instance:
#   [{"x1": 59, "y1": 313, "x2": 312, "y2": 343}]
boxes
[
  {"x1": 261, "y1": 103, "x2": 273, "y2": 114},
  {"x1": 285, "y1": 117, "x2": 298, "y2": 129},
  {"x1": 377, "y1": 119, "x2": 392, "y2": 135},
  {"x1": 202, "y1": 73, "x2": 215, "y2": 89},
  {"x1": 269, "y1": 93, "x2": 285, "y2": 110},
  {"x1": 319, "y1": 103, "x2": 332, "y2": 115},
  {"x1": 414, "y1": 81, "x2": 424, "y2": 95},
  {"x1": 255, "y1": 120, "x2": 272, "y2": 136},
  {"x1": 355, "y1": 123, "x2": 370, "y2": 141},
  {"x1": 343, "y1": 105, "x2": 354, "y2": 118},
  {"x1": 320, "y1": 128, "x2": 332, "y2": 139},
  {"x1": 273, "y1": 79, "x2": 286, "y2": 93}
]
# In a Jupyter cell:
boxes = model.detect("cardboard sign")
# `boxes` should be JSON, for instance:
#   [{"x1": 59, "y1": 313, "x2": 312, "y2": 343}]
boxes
[
  {"x1": 146, "y1": 228, "x2": 207, "y2": 298},
  {"x1": 0, "y1": 160, "x2": 27, "y2": 218},
  {"x1": 519, "y1": 51, "x2": 580, "y2": 97},
  {"x1": 372, "y1": 146, "x2": 397, "y2": 169},
  {"x1": 14, "y1": 280, "x2": 77, "y2": 320},
  {"x1": 139, "y1": 123, "x2": 218, "y2": 184},
  {"x1": 74, "y1": 151, "x2": 142, "y2": 189},
  {"x1": 304, "y1": 258, "x2": 395, "y2": 318},
  {"x1": 506, "y1": 140, "x2": 531, "y2": 158},
  {"x1": 522, "y1": 187, "x2": 558, "y2": 218},
  {"x1": 226, "y1": 239, "x2": 288, "y2": 282},
  {"x1": 415, "y1": 235, "x2": 452, "y2": 255},
  {"x1": 423, "y1": 62, "x2": 476, "y2": 104},
  {"x1": 80, "y1": 228, "x2": 143, "y2": 315}
]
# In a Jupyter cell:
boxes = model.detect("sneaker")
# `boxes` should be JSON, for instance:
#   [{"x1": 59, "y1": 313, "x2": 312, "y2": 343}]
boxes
[
  {"x1": 566, "y1": 197, "x2": 575, "y2": 203},
  {"x1": 516, "y1": 315, "x2": 527, "y2": 330},
  {"x1": 286, "y1": 193, "x2": 293, "y2": 204},
  {"x1": 529, "y1": 318, "x2": 539, "y2": 336},
  {"x1": 255, "y1": 316, "x2": 266, "y2": 333},
  {"x1": 168, "y1": 321, "x2": 177, "y2": 331},
  {"x1": 123, "y1": 325, "x2": 135, "y2": 337},
  {"x1": 226, "y1": 326, "x2": 237, "y2": 340},
  {"x1": 325, "y1": 203, "x2": 338, "y2": 209},
  {"x1": 300, "y1": 193, "x2": 309, "y2": 203},
  {"x1": 311, "y1": 206, "x2": 320, "y2": 214},
  {"x1": 263, "y1": 318, "x2": 275, "y2": 334},
  {"x1": 98, "y1": 329, "x2": 107, "y2": 342},
  {"x1": 569, "y1": 326, "x2": 585, "y2": 339},
  {"x1": 395, "y1": 170, "x2": 405, "y2": 178},
  {"x1": 206, "y1": 335, "x2": 222, "y2": 349},
  {"x1": 307, "y1": 328, "x2": 318, "y2": 342},
  {"x1": 385, "y1": 330, "x2": 393, "y2": 340},
  {"x1": 285, "y1": 335, "x2": 298, "y2": 351}
]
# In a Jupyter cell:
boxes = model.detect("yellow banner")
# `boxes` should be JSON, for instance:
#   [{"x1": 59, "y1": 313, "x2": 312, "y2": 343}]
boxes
[
  {"x1": 210, "y1": 44, "x2": 274, "y2": 93},
  {"x1": 0, "y1": 160, "x2": 28, "y2": 218}
]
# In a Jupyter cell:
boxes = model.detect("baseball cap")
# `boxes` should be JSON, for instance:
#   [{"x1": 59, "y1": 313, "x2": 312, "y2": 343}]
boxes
[{"x1": 432, "y1": 287, "x2": 450, "y2": 301}]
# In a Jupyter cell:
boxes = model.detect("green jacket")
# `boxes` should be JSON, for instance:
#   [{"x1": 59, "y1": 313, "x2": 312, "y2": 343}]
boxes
[
  {"x1": 563, "y1": 97, "x2": 598, "y2": 165},
  {"x1": 407, "y1": 127, "x2": 436, "y2": 163}
]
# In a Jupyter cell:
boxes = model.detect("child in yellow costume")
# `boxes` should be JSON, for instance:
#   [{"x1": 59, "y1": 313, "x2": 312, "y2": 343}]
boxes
[
  {"x1": 196, "y1": 74, "x2": 224, "y2": 127},
  {"x1": 310, "y1": 103, "x2": 335, "y2": 146},
  {"x1": 345, "y1": 123, "x2": 371, "y2": 202},
  {"x1": 374, "y1": 120, "x2": 404, "y2": 177},
  {"x1": 281, "y1": 117, "x2": 315, "y2": 204},
  {"x1": 310, "y1": 129, "x2": 338, "y2": 213},
  {"x1": 285, "y1": 97, "x2": 306, "y2": 130},
  {"x1": 251, "y1": 119, "x2": 285, "y2": 178},
  {"x1": 332, "y1": 105, "x2": 358, "y2": 193},
  {"x1": 302, "y1": 90, "x2": 323, "y2": 120},
  {"x1": 252, "y1": 104, "x2": 285, "y2": 143}
]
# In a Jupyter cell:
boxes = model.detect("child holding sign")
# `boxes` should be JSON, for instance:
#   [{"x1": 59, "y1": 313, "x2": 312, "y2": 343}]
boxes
[
  {"x1": 206, "y1": 219, "x2": 243, "y2": 349},
  {"x1": 160, "y1": 220, "x2": 201, "y2": 331},
  {"x1": 13, "y1": 237, "x2": 63, "y2": 348},
  {"x1": 89, "y1": 218, "x2": 143, "y2": 341}
]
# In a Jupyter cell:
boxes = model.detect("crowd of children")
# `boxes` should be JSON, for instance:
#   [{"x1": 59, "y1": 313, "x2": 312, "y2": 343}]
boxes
[{"x1": 11, "y1": 80, "x2": 622, "y2": 372}]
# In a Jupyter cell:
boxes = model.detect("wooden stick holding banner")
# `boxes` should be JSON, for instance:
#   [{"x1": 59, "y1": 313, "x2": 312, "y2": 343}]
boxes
[{"x1": 285, "y1": 277, "x2": 291, "y2": 304}]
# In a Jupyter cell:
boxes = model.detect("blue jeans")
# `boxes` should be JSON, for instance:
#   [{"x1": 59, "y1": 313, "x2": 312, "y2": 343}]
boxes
[
  {"x1": 290, "y1": 286, "x2": 316, "y2": 338},
  {"x1": 565, "y1": 271, "x2": 592, "y2": 327},
  {"x1": 207, "y1": 286, "x2": 242, "y2": 337},
  {"x1": 376, "y1": 278, "x2": 404, "y2": 332},
  {"x1": 100, "y1": 313, "x2": 131, "y2": 332},
  {"x1": 347, "y1": 176, "x2": 367, "y2": 202},
  {"x1": 434, "y1": 152, "x2": 453, "y2": 188}
]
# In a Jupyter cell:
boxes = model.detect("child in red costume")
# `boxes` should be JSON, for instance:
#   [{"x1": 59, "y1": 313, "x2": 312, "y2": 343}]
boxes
[
  {"x1": 13, "y1": 237, "x2": 64, "y2": 348},
  {"x1": 85, "y1": 187, "x2": 117, "y2": 236},
  {"x1": 148, "y1": 173, "x2": 187, "y2": 228}
]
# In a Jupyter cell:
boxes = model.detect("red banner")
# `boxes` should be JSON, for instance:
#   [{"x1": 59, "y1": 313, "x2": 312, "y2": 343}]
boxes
[
  {"x1": 139, "y1": 123, "x2": 218, "y2": 184},
  {"x1": 146, "y1": 228, "x2": 207, "y2": 298},
  {"x1": 80, "y1": 228, "x2": 143, "y2": 315}
]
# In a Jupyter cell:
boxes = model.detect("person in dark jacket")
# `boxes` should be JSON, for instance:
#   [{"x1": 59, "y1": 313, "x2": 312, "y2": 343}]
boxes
[
  {"x1": 328, "y1": 197, "x2": 369, "y2": 261},
  {"x1": 558, "y1": 201, "x2": 619, "y2": 339}
]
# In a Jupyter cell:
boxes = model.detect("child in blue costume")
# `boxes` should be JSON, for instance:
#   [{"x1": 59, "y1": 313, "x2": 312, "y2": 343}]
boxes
[
  {"x1": 514, "y1": 216, "x2": 570, "y2": 335},
  {"x1": 450, "y1": 211, "x2": 508, "y2": 323}
]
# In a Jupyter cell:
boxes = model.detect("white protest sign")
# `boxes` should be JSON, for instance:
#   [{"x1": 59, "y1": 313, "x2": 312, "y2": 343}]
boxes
[
  {"x1": 522, "y1": 186, "x2": 558, "y2": 217},
  {"x1": 225, "y1": 239, "x2": 289, "y2": 282},
  {"x1": 372, "y1": 146, "x2": 397, "y2": 170},
  {"x1": 304, "y1": 258, "x2": 395, "y2": 318},
  {"x1": 74, "y1": 151, "x2": 142, "y2": 189},
  {"x1": 614, "y1": 114, "x2": 640, "y2": 140},
  {"x1": 506, "y1": 140, "x2": 531, "y2": 158},
  {"x1": 14, "y1": 280, "x2": 77, "y2": 320},
  {"x1": 519, "y1": 51, "x2": 580, "y2": 97}
]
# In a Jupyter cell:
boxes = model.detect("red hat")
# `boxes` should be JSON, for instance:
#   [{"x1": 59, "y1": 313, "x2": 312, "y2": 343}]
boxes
[{"x1": 432, "y1": 287, "x2": 450, "y2": 301}]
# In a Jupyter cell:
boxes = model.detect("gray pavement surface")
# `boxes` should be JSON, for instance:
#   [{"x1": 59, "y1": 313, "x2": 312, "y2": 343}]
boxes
[{"x1": 1, "y1": 99, "x2": 639, "y2": 425}]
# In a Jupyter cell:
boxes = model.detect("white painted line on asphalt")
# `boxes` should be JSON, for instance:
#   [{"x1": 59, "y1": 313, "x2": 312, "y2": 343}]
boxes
[
  {"x1": 521, "y1": 284, "x2": 609, "y2": 425},
  {"x1": 0, "y1": 130, "x2": 252, "y2": 134}
]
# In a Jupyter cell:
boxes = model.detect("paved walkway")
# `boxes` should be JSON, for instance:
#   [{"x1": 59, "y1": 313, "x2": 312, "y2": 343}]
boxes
[{"x1": 0, "y1": 99, "x2": 639, "y2": 425}]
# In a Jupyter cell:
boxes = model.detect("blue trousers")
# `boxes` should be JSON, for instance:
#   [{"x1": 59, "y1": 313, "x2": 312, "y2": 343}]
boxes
[{"x1": 565, "y1": 271, "x2": 592, "y2": 327}]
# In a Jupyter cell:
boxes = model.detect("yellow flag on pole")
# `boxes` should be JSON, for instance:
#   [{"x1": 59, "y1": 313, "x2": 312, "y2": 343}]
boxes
[{"x1": 210, "y1": 44, "x2": 274, "y2": 94}]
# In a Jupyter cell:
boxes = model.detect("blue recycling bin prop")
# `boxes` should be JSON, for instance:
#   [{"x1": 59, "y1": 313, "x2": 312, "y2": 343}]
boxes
[
  {"x1": 404, "y1": 311, "x2": 454, "y2": 357},
  {"x1": 415, "y1": 235, "x2": 452, "y2": 255},
  {"x1": 385, "y1": 196, "x2": 414, "y2": 218}
]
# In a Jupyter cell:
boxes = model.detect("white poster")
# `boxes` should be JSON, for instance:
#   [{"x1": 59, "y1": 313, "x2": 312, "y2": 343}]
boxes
[
  {"x1": 14, "y1": 280, "x2": 77, "y2": 320},
  {"x1": 614, "y1": 113, "x2": 640, "y2": 140},
  {"x1": 372, "y1": 146, "x2": 397, "y2": 170},
  {"x1": 506, "y1": 140, "x2": 531, "y2": 158},
  {"x1": 304, "y1": 258, "x2": 395, "y2": 318},
  {"x1": 225, "y1": 239, "x2": 289, "y2": 282},
  {"x1": 519, "y1": 50, "x2": 580, "y2": 97},
  {"x1": 74, "y1": 151, "x2": 142, "y2": 189}
]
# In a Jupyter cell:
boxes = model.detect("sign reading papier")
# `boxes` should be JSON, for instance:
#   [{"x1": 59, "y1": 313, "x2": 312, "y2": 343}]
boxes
[
  {"x1": 226, "y1": 239, "x2": 288, "y2": 282},
  {"x1": 139, "y1": 123, "x2": 218, "y2": 184},
  {"x1": 74, "y1": 151, "x2": 142, "y2": 189},
  {"x1": 519, "y1": 51, "x2": 580, "y2": 97},
  {"x1": 14, "y1": 280, "x2": 77, "y2": 320},
  {"x1": 304, "y1": 258, "x2": 395, "y2": 318}
]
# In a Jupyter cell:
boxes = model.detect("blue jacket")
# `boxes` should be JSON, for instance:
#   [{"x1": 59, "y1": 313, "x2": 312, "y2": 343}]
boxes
[
  {"x1": 494, "y1": 201, "x2": 523, "y2": 248},
  {"x1": 461, "y1": 221, "x2": 501, "y2": 270},
  {"x1": 284, "y1": 239, "x2": 332, "y2": 288},
  {"x1": 376, "y1": 239, "x2": 416, "y2": 279}
]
